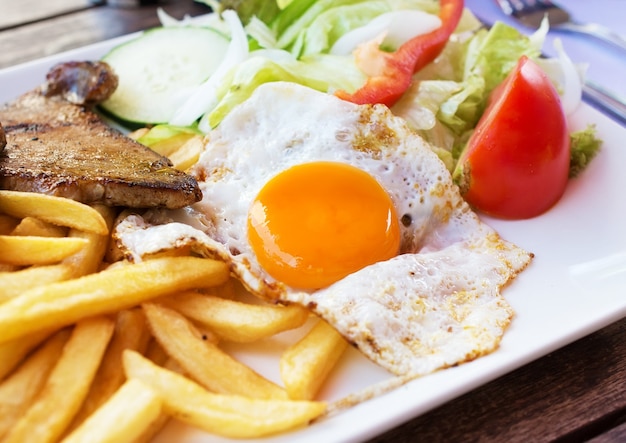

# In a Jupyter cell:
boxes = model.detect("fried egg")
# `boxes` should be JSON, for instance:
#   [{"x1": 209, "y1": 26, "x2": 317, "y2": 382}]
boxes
[{"x1": 115, "y1": 81, "x2": 532, "y2": 376}]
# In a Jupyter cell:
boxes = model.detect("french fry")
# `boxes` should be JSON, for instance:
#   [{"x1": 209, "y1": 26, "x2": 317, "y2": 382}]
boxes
[
  {"x1": 0, "y1": 214, "x2": 19, "y2": 234},
  {"x1": 0, "y1": 329, "x2": 55, "y2": 381},
  {"x1": 129, "y1": 350, "x2": 174, "y2": 443},
  {"x1": 0, "y1": 190, "x2": 108, "y2": 235},
  {"x1": 0, "y1": 256, "x2": 229, "y2": 344},
  {"x1": 61, "y1": 379, "x2": 162, "y2": 443},
  {"x1": 149, "y1": 132, "x2": 197, "y2": 157},
  {"x1": 280, "y1": 319, "x2": 348, "y2": 401},
  {"x1": 169, "y1": 135, "x2": 204, "y2": 171},
  {"x1": 0, "y1": 263, "x2": 18, "y2": 272},
  {"x1": 62, "y1": 204, "x2": 116, "y2": 277},
  {"x1": 105, "y1": 209, "x2": 137, "y2": 263},
  {"x1": 131, "y1": 412, "x2": 170, "y2": 443},
  {"x1": 0, "y1": 235, "x2": 89, "y2": 266},
  {"x1": 0, "y1": 329, "x2": 71, "y2": 439},
  {"x1": 127, "y1": 127, "x2": 149, "y2": 140},
  {"x1": 144, "y1": 338, "x2": 170, "y2": 367},
  {"x1": 3, "y1": 316, "x2": 115, "y2": 443},
  {"x1": 143, "y1": 302, "x2": 287, "y2": 400},
  {"x1": 139, "y1": 343, "x2": 188, "y2": 441},
  {"x1": 67, "y1": 308, "x2": 151, "y2": 433},
  {"x1": 0, "y1": 264, "x2": 73, "y2": 303},
  {"x1": 123, "y1": 350, "x2": 327, "y2": 439},
  {"x1": 164, "y1": 291, "x2": 310, "y2": 342},
  {"x1": 128, "y1": 350, "x2": 175, "y2": 443},
  {"x1": 10, "y1": 216, "x2": 68, "y2": 237}
]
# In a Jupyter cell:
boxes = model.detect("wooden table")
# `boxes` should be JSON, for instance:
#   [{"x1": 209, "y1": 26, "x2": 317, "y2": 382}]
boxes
[{"x1": 1, "y1": 1, "x2": 624, "y2": 442}]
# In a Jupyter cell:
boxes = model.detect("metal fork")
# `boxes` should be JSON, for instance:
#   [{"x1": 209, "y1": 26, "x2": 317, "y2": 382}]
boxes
[{"x1": 496, "y1": 0, "x2": 626, "y2": 52}]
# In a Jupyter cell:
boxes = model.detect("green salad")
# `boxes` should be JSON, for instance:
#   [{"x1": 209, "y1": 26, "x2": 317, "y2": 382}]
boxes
[{"x1": 99, "y1": 0, "x2": 601, "y2": 218}]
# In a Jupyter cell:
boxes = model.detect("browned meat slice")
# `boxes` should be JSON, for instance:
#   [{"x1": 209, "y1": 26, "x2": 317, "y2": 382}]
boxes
[
  {"x1": 0, "y1": 62, "x2": 202, "y2": 209},
  {"x1": 42, "y1": 60, "x2": 119, "y2": 105}
]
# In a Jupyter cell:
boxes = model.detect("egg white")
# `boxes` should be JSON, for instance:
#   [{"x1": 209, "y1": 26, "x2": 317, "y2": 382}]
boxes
[{"x1": 115, "y1": 81, "x2": 532, "y2": 376}]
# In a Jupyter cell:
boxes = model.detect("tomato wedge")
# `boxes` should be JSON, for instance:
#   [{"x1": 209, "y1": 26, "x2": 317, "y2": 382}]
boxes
[{"x1": 453, "y1": 56, "x2": 570, "y2": 219}]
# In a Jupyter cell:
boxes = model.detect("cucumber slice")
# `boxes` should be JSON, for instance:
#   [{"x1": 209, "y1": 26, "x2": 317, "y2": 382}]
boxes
[{"x1": 101, "y1": 26, "x2": 230, "y2": 125}]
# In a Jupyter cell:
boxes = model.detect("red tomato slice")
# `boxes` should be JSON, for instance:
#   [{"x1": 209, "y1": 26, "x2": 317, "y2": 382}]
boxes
[{"x1": 454, "y1": 55, "x2": 570, "y2": 219}]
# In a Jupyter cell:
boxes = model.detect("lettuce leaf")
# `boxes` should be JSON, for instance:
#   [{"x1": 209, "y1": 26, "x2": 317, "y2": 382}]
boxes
[
  {"x1": 134, "y1": 124, "x2": 203, "y2": 157},
  {"x1": 569, "y1": 125, "x2": 602, "y2": 178},
  {"x1": 272, "y1": 0, "x2": 366, "y2": 52},
  {"x1": 197, "y1": 0, "x2": 281, "y2": 25},
  {"x1": 297, "y1": 2, "x2": 389, "y2": 56},
  {"x1": 202, "y1": 52, "x2": 366, "y2": 129}
]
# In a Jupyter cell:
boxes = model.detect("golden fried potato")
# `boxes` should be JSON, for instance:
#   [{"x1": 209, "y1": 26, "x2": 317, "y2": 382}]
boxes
[
  {"x1": 0, "y1": 264, "x2": 73, "y2": 303},
  {"x1": 163, "y1": 291, "x2": 309, "y2": 343},
  {"x1": 0, "y1": 329, "x2": 56, "y2": 381},
  {"x1": 67, "y1": 309, "x2": 151, "y2": 432},
  {"x1": 149, "y1": 132, "x2": 197, "y2": 158},
  {"x1": 0, "y1": 329, "x2": 71, "y2": 440},
  {"x1": 0, "y1": 256, "x2": 229, "y2": 344},
  {"x1": 61, "y1": 379, "x2": 162, "y2": 443},
  {"x1": 123, "y1": 350, "x2": 327, "y2": 439},
  {"x1": 168, "y1": 135, "x2": 204, "y2": 171},
  {"x1": 0, "y1": 190, "x2": 108, "y2": 235},
  {"x1": 61, "y1": 204, "x2": 116, "y2": 277},
  {"x1": 3, "y1": 316, "x2": 115, "y2": 443},
  {"x1": 280, "y1": 319, "x2": 348, "y2": 400},
  {"x1": 143, "y1": 302, "x2": 287, "y2": 400},
  {"x1": 0, "y1": 214, "x2": 19, "y2": 235},
  {"x1": 10, "y1": 216, "x2": 67, "y2": 237},
  {"x1": 0, "y1": 235, "x2": 89, "y2": 266}
]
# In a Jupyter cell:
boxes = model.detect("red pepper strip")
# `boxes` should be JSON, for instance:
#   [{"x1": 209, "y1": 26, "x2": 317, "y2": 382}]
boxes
[{"x1": 335, "y1": 0, "x2": 464, "y2": 108}]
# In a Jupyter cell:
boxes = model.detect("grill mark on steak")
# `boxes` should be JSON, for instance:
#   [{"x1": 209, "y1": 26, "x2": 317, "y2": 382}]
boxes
[{"x1": 0, "y1": 61, "x2": 202, "y2": 209}]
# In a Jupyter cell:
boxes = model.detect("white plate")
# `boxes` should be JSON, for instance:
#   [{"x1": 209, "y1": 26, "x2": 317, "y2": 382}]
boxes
[{"x1": 1, "y1": 32, "x2": 625, "y2": 443}]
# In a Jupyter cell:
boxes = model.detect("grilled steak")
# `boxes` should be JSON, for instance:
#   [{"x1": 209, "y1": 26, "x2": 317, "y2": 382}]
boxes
[
  {"x1": 0, "y1": 61, "x2": 202, "y2": 209},
  {"x1": 42, "y1": 60, "x2": 120, "y2": 105}
]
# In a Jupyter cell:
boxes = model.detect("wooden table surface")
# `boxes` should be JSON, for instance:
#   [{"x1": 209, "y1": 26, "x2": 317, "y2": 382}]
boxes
[{"x1": 1, "y1": 1, "x2": 624, "y2": 442}]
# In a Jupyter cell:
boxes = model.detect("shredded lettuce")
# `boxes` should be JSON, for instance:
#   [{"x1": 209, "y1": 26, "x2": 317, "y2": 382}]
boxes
[
  {"x1": 330, "y1": 9, "x2": 442, "y2": 56},
  {"x1": 300, "y1": 2, "x2": 390, "y2": 56},
  {"x1": 201, "y1": 52, "x2": 366, "y2": 130},
  {"x1": 569, "y1": 125, "x2": 602, "y2": 178},
  {"x1": 196, "y1": 0, "x2": 281, "y2": 25},
  {"x1": 245, "y1": 16, "x2": 279, "y2": 49},
  {"x1": 187, "y1": 0, "x2": 535, "y2": 139},
  {"x1": 146, "y1": 0, "x2": 599, "y2": 181},
  {"x1": 467, "y1": 23, "x2": 542, "y2": 93}
]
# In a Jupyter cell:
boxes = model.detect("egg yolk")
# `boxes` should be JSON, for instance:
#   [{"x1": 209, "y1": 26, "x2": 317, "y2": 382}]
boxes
[{"x1": 247, "y1": 161, "x2": 401, "y2": 289}]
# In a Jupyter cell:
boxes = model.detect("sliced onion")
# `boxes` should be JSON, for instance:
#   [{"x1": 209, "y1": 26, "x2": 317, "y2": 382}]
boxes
[
  {"x1": 157, "y1": 8, "x2": 186, "y2": 27},
  {"x1": 529, "y1": 15, "x2": 549, "y2": 51},
  {"x1": 156, "y1": 7, "x2": 222, "y2": 28},
  {"x1": 330, "y1": 10, "x2": 441, "y2": 56},
  {"x1": 169, "y1": 10, "x2": 249, "y2": 127},
  {"x1": 538, "y1": 38, "x2": 584, "y2": 116},
  {"x1": 553, "y1": 38, "x2": 583, "y2": 116}
]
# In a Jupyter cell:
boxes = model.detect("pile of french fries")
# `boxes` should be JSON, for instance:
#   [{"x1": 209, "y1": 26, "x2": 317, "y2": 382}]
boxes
[{"x1": 0, "y1": 140, "x2": 351, "y2": 443}]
